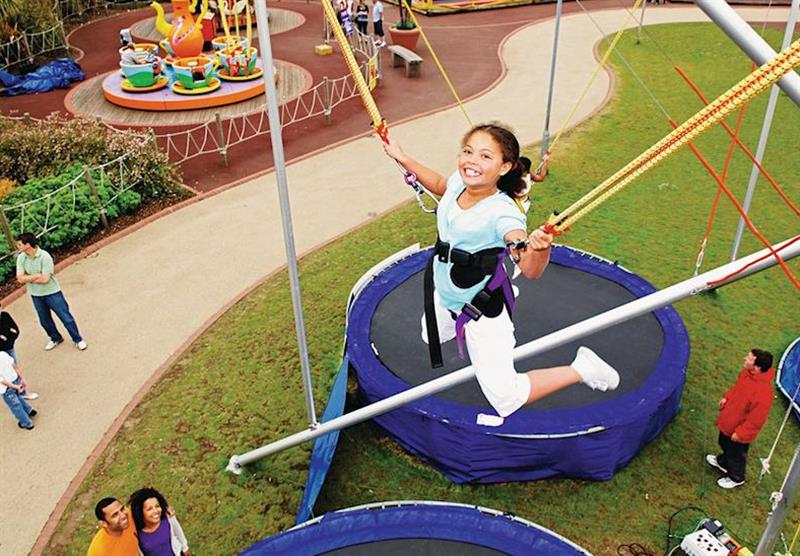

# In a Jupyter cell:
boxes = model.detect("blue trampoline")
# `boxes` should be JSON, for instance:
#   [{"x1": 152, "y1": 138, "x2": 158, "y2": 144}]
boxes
[
  {"x1": 346, "y1": 245, "x2": 690, "y2": 483},
  {"x1": 777, "y1": 337, "x2": 800, "y2": 419},
  {"x1": 241, "y1": 501, "x2": 592, "y2": 555}
]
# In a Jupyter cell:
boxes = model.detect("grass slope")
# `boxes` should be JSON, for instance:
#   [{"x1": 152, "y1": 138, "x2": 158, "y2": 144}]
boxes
[{"x1": 50, "y1": 23, "x2": 799, "y2": 555}]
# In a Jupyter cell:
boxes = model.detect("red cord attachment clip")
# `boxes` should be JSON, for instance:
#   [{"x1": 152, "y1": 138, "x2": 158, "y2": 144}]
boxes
[{"x1": 375, "y1": 120, "x2": 390, "y2": 144}]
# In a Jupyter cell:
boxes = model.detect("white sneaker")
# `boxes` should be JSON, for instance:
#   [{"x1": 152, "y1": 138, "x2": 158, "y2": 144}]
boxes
[
  {"x1": 22, "y1": 392, "x2": 39, "y2": 400},
  {"x1": 718, "y1": 476, "x2": 745, "y2": 489},
  {"x1": 379, "y1": 40, "x2": 386, "y2": 47},
  {"x1": 571, "y1": 346, "x2": 620, "y2": 391},
  {"x1": 706, "y1": 454, "x2": 727, "y2": 473},
  {"x1": 44, "y1": 339, "x2": 63, "y2": 351},
  {"x1": 75, "y1": 340, "x2": 88, "y2": 351}
]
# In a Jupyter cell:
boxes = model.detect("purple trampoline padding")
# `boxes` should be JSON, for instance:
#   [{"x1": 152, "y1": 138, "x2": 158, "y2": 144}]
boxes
[
  {"x1": 240, "y1": 503, "x2": 591, "y2": 555},
  {"x1": 346, "y1": 246, "x2": 690, "y2": 483}
]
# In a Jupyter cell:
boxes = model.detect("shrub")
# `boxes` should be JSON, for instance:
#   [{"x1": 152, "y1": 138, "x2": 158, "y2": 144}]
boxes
[
  {"x1": 0, "y1": 114, "x2": 181, "y2": 200},
  {"x1": 0, "y1": 163, "x2": 144, "y2": 279},
  {"x1": 0, "y1": 0, "x2": 60, "y2": 42},
  {"x1": 0, "y1": 178, "x2": 17, "y2": 200}
]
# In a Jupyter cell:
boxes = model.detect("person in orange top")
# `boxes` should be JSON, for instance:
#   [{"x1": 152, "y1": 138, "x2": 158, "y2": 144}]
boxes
[
  {"x1": 87, "y1": 497, "x2": 140, "y2": 556},
  {"x1": 706, "y1": 349, "x2": 775, "y2": 489}
]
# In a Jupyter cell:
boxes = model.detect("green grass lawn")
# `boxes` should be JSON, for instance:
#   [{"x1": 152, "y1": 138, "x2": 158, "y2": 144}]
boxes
[{"x1": 49, "y1": 23, "x2": 799, "y2": 555}]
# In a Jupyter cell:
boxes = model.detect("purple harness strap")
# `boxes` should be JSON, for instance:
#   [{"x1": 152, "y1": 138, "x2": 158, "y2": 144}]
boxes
[{"x1": 454, "y1": 251, "x2": 515, "y2": 359}]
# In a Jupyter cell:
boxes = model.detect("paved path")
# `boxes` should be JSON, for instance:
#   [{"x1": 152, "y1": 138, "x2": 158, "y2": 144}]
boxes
[{"x1": 0, "y1": 5, "x2": 789, "y2": 555}]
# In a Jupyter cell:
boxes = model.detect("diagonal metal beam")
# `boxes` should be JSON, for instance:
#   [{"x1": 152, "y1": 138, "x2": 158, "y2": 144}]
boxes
[{"x1": 694, "y1": 0, "x2": 800, "y2": 108}]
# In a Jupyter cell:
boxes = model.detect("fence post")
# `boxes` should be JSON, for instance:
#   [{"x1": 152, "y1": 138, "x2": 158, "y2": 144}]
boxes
[
  {"x1": 323, "y1": 77, "x2": 332, "y2": 125},
  {"x1": 23, "y1": 112, "x2": 32, "y2": 125},
  {"x1": 83, "y1": 165, "x2": 109, "y2": 229},
  {"x1": 0, "y1": 207, "x2": 17, "y2": 255},
  {"x1": 214, "y1": 112, "x2": 229, "y2": 167},
  {"x1": 149, "y1": 129, "x2": 159, "y2": 151}
]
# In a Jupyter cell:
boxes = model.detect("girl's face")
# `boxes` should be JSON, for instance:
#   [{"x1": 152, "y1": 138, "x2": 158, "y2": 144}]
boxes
[
  {"x1": 457, "y1": 131, "x2": 512, "y2": 190},
  {"x1": 142, "y1": 497, "x2": 163, "y2": 528}
]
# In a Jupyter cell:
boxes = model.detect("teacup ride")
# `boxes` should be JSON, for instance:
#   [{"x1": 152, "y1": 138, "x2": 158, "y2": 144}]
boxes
[
  {"x1": 159, "y1": 38, "x2": 177, "y2": 66},
  {"x1": 118, "y1": 43, "x2": 168, "y2": 92},
  {"x1": 211, "y1": 34, "x2": 249, "y2": 53},
  {"x1": 217, "y1": 45, "x2": 263, "y2": 81},
  {"x1": 171, "y1": 55, "x2": 221, "y2": 94}
]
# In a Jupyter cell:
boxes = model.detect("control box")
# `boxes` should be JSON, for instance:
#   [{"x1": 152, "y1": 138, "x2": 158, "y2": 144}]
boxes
[{"x1": 681, "y1": 529, "x2": 729, "y2": 555}]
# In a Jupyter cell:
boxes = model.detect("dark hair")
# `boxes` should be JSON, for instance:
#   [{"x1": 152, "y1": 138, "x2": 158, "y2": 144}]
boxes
[
  {"x1": 461, "y1": 123, "x2": 525, "y2": 199},
  {"x1": 519, "y1": 156, "x2": 532, "y2": 173},
  {"x1": 129, "y1": 487, "x2": 170, "y2": 531},
  {"x1": 751, "y1": 348, "x2": 773, "y2": 371},
  {"x1": 16, "y1": 232, "x2": 38, "y2": 247},
  {"x1": 95, "y1": 497, "x2": 119, "y2": 522}
]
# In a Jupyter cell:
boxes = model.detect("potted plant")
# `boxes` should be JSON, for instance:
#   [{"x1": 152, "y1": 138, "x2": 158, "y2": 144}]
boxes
[{"x1": 388, "y1": 0, "x2": 420, "y2": 51}]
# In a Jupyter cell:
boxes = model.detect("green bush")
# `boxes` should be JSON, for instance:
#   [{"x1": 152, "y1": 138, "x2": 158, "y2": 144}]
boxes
[
  {"x1": 0, "y1": 0, "x2": 61, "y2": 42},
  {"x1": 0, "y1": 114, "x2": 181, "y2": 200},
  {"x1": 0, "y1": 163, "x2": 143, "y2": 280}
]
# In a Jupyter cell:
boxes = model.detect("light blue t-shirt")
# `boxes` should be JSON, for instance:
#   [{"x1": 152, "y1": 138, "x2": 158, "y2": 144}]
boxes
[{"x1": 433, "y1": 172, "x2": 526, "y2": 312}]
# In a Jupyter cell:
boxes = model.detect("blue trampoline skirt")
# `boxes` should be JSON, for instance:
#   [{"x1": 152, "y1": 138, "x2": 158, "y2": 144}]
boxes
[
  {"x1": 240, "y1": 501, "x2": 592, "y2": 555},
  {"x1": 346, "y1": 245, "x2": 690, "y2": 483},
  {"x1": 777, "y1": 337, "x2": 800, "y2": 419}
]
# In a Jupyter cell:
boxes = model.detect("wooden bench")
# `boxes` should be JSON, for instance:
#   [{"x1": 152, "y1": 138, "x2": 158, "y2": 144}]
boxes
[{"x1": 387, "y1": 45, "x2": 423, "y2": 78}]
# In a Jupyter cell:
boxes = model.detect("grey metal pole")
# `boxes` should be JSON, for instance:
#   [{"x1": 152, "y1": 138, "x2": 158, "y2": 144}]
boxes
[
  {"x1": 636, "y1": 0, "x2": 646, "y2": 45},
  {"x1": 540, "y1": 0, "x2": 563, "y2": 160},
  {"x1": 730, "y1": 0, "x2": 800, "y2": 261},
  {"x1": 226, "y1": 236, "x2": 800, "y2": 473},
  {"x1": 254, "y1": 0, "x2": 318, "y2": 429},
  {"x1": 695, "y1": 0, "x2": 800, "y2": 108},
  {"x1": 755, "y1": 443, "x2": 800, "y2": 555}
]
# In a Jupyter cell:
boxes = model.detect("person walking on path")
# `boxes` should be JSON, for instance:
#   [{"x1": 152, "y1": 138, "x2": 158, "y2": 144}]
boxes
[
  {"x1": 15, "y1": 233, "x2": 88, "y2": 351},
  {"x1": 706, "y1": 349, "x2": 775, "y2": 489},
  {"x1": 87, "y1": 497, "x2": 140, "y2": 556},
  {"x1": 372, "y1": 0, "x2": 385, "y2": 47},
  {"x1": 0, "y1": 304, "x2": 37, "y2": 400},
  {"x1": 0, "y1": 351, "x2": 37, "y2": 430}
]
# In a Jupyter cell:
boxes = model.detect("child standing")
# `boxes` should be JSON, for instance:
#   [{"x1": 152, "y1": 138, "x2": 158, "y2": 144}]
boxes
[
  {"x1": 355, "y1": 0, "x2": 369, "y2": 35},
  {"x1": 372, "y1": 0, "x2": 385, "y2": 47},
  {"x1": 1, "y1": 352, "x2": 37, "y2": 430}
]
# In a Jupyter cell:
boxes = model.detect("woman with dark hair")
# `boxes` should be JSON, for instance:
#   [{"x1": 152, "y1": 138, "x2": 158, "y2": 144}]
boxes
[
  {"x1": 383, "y1": 123, "x2": 620, "y2": 424},
  {"x1": 129, "y1": 487, "x2": 190, "y2": 556}
]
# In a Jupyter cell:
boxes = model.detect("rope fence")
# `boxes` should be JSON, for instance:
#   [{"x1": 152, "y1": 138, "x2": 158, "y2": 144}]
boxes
[
  {"x1": 0, "y1": 141, "x2": 151, "y2": 265},
  {"x1": 0, "y1": 22, "x2": 67, "y2": 70}
]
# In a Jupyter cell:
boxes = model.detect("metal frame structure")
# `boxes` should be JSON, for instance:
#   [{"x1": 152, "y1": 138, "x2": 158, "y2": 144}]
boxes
[{"x1": 227, "y1": 236, "x2": 800, "y2": 473}]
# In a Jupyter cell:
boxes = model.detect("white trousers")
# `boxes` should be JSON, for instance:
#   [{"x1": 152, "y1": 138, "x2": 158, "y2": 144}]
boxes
[{"x1": 421, "y1": 291, "x2": 531, "y2": 418}]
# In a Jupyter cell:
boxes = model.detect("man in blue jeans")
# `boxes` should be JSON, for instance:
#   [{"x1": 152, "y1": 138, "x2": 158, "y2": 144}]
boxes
[{"x1": 15, "y1": 233, "x2": 88, "y2": 351}]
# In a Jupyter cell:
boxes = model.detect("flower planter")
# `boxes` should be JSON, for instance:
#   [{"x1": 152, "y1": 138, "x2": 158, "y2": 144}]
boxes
[{"x1": 388, "y1": 26, "x2": 420, "y2": 52}]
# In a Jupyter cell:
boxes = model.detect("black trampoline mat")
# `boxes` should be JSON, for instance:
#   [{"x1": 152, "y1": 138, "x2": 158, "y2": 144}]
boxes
[
  {"x1": 370, "y1": 261, "x2": 664, "y2": 411},
  {"x1": 323, "y1": 538, "x2": 507, "y2": 555}
]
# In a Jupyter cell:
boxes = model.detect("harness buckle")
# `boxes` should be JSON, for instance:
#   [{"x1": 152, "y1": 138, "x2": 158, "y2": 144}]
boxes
[
  {"x1": 461, "y1": 302, "x2": 483, "y2": 321},
  {"x1": 436, "y1": 241, "x2": 451, "y2": 263}
]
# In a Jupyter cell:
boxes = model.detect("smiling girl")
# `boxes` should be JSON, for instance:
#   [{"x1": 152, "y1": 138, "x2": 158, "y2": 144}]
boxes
[
  {"x1": 129, "y1": 487, "x2": 190, "y2": 556},
  {"x1": 383, "y1": 123, "x2": 620, "y2": 423}
]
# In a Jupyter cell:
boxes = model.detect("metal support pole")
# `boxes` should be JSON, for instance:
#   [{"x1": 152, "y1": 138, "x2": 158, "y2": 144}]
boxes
[
  {"x1": 214, "y1": 112, "x2": 229, "y2": 167},
  {"x1": 540, "y1": 0, "x2": 562, "y2": 160},
  {"x1": 755, "y1": 443, "x2": 800, "y2": 555},
  {"x1": 636, "y1": 0, "x2": 646, "y2": 45},
  {"x1": 322, "y1": 77, "x2": 332, "y2": 125},
  {"x1": 695, "y1": 0, "x2": 800, "y2": 108},
  {"x1": 730, "y1": 0, "x2": 800, "y2": 261},
  {"x1": 226, "y1": 236, "x2": 800, "y2": 473},
  {"x1": 254, "y1": 0, "x2": 318, "y2": 429}
]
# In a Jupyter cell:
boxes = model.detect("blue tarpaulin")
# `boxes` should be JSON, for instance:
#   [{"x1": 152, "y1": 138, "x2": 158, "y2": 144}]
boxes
[
  {"x1": 0, "y1": 58, "x2": 84, "y2": 96},
  {"x1": 777, "y1": 338, "x2": 800, "y2": 419},
  {"x1": 294, "y1": 355, "x2": 349, "y2": 524}
]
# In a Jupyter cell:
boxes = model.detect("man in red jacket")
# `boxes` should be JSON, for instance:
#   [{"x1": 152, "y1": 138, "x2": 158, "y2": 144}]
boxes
[{"x1": 706, "y1": 349, "x2": 775, "y2": 489}]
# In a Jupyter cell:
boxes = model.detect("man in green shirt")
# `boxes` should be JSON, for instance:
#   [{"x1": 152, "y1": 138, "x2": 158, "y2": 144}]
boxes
[{"x1": 15, "y1": 233, "x2": 87, "y2": 351}]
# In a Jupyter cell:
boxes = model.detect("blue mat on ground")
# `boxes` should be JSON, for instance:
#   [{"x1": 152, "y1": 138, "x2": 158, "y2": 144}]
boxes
[
  {"x1": 777, "y1": 337, "x2": 800, "y2": 419},
  {"x1": 294, "y1": 355, "x2": 349, "y2": 524},
  {"x1": 0, "y1": 58, "x2": 84, "y2": 96}
]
